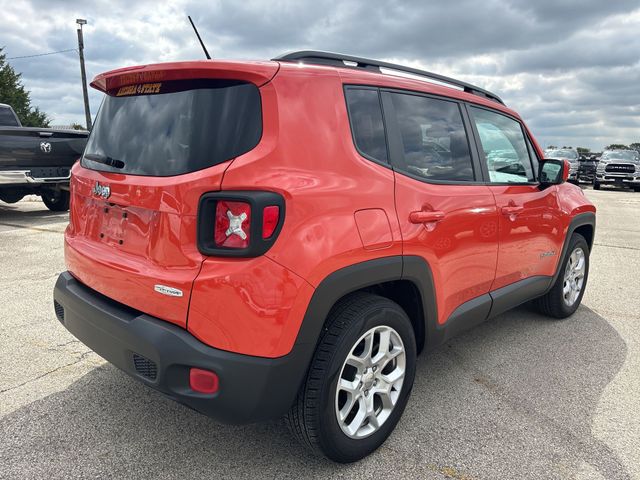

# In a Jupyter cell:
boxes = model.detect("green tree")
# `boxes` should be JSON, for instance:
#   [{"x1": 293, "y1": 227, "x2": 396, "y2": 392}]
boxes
[
  {"x1": 604, "y1": 144, "x2": 629, "y2": 150},
  {"x1": 629, "y1": 143, "x2": 640, "y2": 154},
  {"x1": 576, "y1": 147, "x2": 591, "y2": 155},
  {"x1": 0, "y1": 47, "x2": 49, "y2": 127}
]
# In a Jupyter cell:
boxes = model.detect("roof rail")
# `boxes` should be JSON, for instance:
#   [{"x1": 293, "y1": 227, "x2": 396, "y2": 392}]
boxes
[{"x1": 272, "y1": 50, "x2": 505, "y2": 105}]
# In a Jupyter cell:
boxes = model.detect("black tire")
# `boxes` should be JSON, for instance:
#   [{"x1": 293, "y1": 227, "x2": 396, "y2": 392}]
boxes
[
  {"x1": 535, "y1": 233, "x2": 589, "y2": 318},
  {"x1": 593, "y1": 182, "x2": 601, "y2": 190},
  {"x1": 0, "y1": 192, "x2": 25, "y2": 204},
  {"x1": 41, "y1": 189, "x2": 70, "y2": 212},
  {"x1": 633, "y1": 186, "x2": 640, "y2": 193},
  {"x1": 286, "y1": 292, "x2": 416, "y2": 463}
]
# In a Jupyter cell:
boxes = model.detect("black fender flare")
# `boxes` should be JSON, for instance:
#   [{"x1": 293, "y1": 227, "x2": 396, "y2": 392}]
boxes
[
  {"x1": 287, "y1": 255, "x2": 437, "y2": 399},
  {"x1": 546, "y1": 212, "x2": 596, "y2": 293}
]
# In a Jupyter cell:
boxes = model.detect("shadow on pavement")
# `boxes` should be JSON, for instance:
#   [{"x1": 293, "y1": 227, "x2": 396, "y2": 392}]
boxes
[
  {"x1": 0, "y1": 202, "x2": 68, "y2": 227},
  {"x1": 0, "y1": 305, "x2": 629, "y2": 479}
]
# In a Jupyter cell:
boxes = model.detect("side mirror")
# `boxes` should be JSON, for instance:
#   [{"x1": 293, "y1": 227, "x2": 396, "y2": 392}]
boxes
[{"x1": 539, "y1": 159, "x2": 567, "y2": 186}]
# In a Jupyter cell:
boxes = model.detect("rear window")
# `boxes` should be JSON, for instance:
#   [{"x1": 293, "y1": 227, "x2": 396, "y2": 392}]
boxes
[
  {"x1": 0, "y1": 106, "x2": 19, "y2": 127},
  {"x1": 82, "y1": 79, "x2": 262, "y2": 176}
]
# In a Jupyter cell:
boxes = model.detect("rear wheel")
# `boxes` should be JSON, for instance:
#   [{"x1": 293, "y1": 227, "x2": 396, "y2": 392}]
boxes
[
  {"x1": 286, "y1": 293, "x2": 416, "y2": 463},
  {"x1": 41, "y1": 189, "x2": 70, "y2": 212},
  {"x1": 535, "y1": 233, "x2": 589, "y2": 318},
  {"x1": 633, "y1": 186, "x2": 640, "y2": 192}
]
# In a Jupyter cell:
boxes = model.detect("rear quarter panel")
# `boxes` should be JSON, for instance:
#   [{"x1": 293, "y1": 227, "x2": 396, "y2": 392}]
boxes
[{"x1": 188, "y1": 64, "x2": 404, "y2": 357}]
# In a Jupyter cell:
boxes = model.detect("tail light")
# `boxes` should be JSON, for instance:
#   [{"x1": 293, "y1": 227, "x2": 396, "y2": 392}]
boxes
[{"x1": 197, "y1": 191, "x2": 285, "y2": 257}]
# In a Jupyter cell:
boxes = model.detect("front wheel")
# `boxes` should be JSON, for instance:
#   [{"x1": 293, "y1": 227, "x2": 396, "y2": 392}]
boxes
[
  {"x1": 41, "y1": 189, "x2": 70, "y2": 212},
  {"x1": 535, "y1": 233, "x2": 589, "y2": 318},
  {"x1": 286, "y1": 293, "x2": 416, "y2": 463},
  {"x1": 593, "y1": 182, "x2": 601, "y2": 190}
]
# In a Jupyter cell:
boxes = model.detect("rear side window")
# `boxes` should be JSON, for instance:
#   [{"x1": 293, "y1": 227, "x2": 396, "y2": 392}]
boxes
[
  {"x1": 388, "y1": 92, "x2": 475, "y2": 182},
  {"x1": 344, "y1": 88, "x2": 388, "y2": 163},
  {"x1": 470, "y1": 106, "x2": 534, "y2": 183},
  {"x1": 0, "y1": 106, "x2": 19, "y2": 127},
  {"x1": 82, "y1": 79, "x2": 262, "y2": 177}
]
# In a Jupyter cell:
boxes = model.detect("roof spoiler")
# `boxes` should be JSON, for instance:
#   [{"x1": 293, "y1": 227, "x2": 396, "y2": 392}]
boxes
[
  {"x1": 90, "y1": 61, "x2": 279, "y2": 93},
  {"x1": 273, "y1": 50, "x2": 505, "y2": 105}
]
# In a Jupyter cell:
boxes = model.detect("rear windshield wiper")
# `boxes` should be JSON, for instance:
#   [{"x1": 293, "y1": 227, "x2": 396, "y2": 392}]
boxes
[{"x1": 84, "y1": 153, "x2": 125, "y2": 169}]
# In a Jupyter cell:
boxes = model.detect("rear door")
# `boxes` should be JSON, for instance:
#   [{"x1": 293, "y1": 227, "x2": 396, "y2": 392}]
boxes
[
  {"x1": 382, "y1": 90, "x2": 499, "y2": 326},
  {"x1": 467, "y1": 105, "x2": 564, "y2": 291},
  {"x1": 66, "y1": 76, "x2": 267, "y2": 328}
]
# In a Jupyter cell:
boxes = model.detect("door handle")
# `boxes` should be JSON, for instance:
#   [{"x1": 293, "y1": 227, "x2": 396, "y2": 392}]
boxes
[
  {"x1": 409, "y1": 210, "x2": 445, "y2": 224},
  {"x1": 501, "y1": 205, "x2": 524, "y2": 216}
]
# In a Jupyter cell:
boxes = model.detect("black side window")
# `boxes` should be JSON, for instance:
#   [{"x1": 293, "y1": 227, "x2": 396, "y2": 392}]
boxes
[
  {"x1": 0, "y1": 106, "x2": 19, "y2": 127},
  {"x1": 345, "y1": 88, "x2": 388, "y2": 163},
  {"x1": 389, "y1": 92, "x2": 474, "y2": 182}
]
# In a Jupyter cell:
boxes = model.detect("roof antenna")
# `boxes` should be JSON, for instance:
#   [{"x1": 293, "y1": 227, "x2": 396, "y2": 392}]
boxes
[{"x1": 188, "y1": 15, "x2": 211, "y2": 59}]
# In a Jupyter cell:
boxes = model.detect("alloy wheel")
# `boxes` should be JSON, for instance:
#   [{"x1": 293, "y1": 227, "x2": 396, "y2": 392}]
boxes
[{"x1": 335, "y1": 325, "x2": 406, "y2": 439}]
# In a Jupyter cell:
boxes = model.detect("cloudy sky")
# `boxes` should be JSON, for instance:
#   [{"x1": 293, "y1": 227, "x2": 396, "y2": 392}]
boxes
[{"x1": 1, "y1": 0, "x2": 639, "y2": 150}]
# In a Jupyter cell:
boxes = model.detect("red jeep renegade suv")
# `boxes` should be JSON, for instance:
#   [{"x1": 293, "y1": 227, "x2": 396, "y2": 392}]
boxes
[{"x1": 53, "y1": 51, "x2": 596, "y2": 462}]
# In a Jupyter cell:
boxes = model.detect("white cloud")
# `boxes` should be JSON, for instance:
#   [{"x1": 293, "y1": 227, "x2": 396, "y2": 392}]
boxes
[{"x1": 1, "y1": 0, "x2": 638, "y2": 150}]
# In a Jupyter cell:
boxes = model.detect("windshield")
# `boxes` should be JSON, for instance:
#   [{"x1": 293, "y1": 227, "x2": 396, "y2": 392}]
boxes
[
  {"x1": 546, "y1": 149, "x2": 578, "y2": 159},
  {"x1": 82, "y1": 79, "x2": 262, "y2": 176},
  {"x1": 601, "y1": 150, "x2": 638, "y2": 161}
]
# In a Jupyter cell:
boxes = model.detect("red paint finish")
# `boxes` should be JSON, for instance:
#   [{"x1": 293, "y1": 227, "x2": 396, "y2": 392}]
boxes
[
  {"x1": 90, "y1": 60, "x2": 279, "y2": 92},
  {"x1": 354, "y1": 209, "x2": 393, "y2": 250},
  {"x1": 489, "y1": 185, "x2": 564, "y2": 290},
  {"x1": 187, "y1": 256, "x2": 313, "y2": 357},
  {"x1": 393, "y1": 177, "x2": 499, "y2": 325},
  {"x1": 65, "y1": 161, "x2": 230, "y2": 327},
  {"x1": 65, "y1": 58, "x2": 595, "y2": 360}
]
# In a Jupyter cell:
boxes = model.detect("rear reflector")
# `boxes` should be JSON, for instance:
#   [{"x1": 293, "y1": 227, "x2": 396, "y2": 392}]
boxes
[
  {"x1": 189, "y1": 368, "x2": 219, "y2": 394},
  {"x1": 262, "y1": 205, "x2": 280, "y2": 239}
]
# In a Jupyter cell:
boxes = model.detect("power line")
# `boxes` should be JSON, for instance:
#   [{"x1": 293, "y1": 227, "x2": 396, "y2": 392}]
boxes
[{"x1": 6, "y1": 48, "x2": 77, "y2": 60}]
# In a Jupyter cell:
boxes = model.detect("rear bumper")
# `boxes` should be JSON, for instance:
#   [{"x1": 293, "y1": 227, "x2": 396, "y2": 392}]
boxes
[
  {"x1": 0, "y1": 168, "x2": 71, "y2": 185},
  {"x1": 53, "y1": 272, "x2": 309, "y2": 424}
]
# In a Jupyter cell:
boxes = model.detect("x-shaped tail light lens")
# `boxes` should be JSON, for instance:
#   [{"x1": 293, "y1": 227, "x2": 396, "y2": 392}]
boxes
[{"x1": 214, "y1": 201, "x2": 251, "y2": 248}]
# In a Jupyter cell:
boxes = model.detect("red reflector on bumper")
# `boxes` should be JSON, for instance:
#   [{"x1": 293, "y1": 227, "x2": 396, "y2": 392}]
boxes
[{"x1": 189, "y1": 368, "x2": 219, "y2": 394}]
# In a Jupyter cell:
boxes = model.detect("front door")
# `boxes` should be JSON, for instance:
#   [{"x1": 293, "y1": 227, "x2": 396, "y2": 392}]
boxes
[{"x1": 467, "y1": 105, "x2": 564, "y2": 291}]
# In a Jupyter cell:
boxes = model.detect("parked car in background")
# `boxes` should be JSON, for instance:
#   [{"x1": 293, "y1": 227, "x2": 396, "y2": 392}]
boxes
[
  {"x1": 0, "y1": 103, "x2": 88, "y2": 211},
  {"x1": 53, "y1": 52, "x2": 596, "y2": 462},
  {"x1": 594, "y1": 149, "x2": 640, "y2": 191},
  {"x1": 577, "y1": 154, "x2": 598, "y2": 184},
  {"x1": 545, "y1": 148, "x2": 579, "y2": 184}
]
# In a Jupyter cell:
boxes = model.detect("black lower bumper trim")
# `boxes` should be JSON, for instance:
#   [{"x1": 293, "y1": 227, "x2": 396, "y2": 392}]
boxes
[{"x1": 53, "y1": 272, "x2": 309, "y2": 424}]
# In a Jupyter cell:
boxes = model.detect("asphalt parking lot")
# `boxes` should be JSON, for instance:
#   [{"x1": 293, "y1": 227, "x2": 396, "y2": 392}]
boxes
[{"x1": 1, "y1": 189, "x2": 639, "y2": 480}]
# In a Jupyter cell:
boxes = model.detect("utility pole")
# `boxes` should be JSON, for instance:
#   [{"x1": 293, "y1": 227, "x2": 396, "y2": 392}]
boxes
[{"x1": 76, "y1": 18, "x2": 92, "y2": 130}]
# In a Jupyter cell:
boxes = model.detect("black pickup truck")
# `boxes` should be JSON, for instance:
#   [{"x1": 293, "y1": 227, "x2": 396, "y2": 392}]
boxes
[{"x1": 0, "y1": 103, "x2": 88, "y2": 211}]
